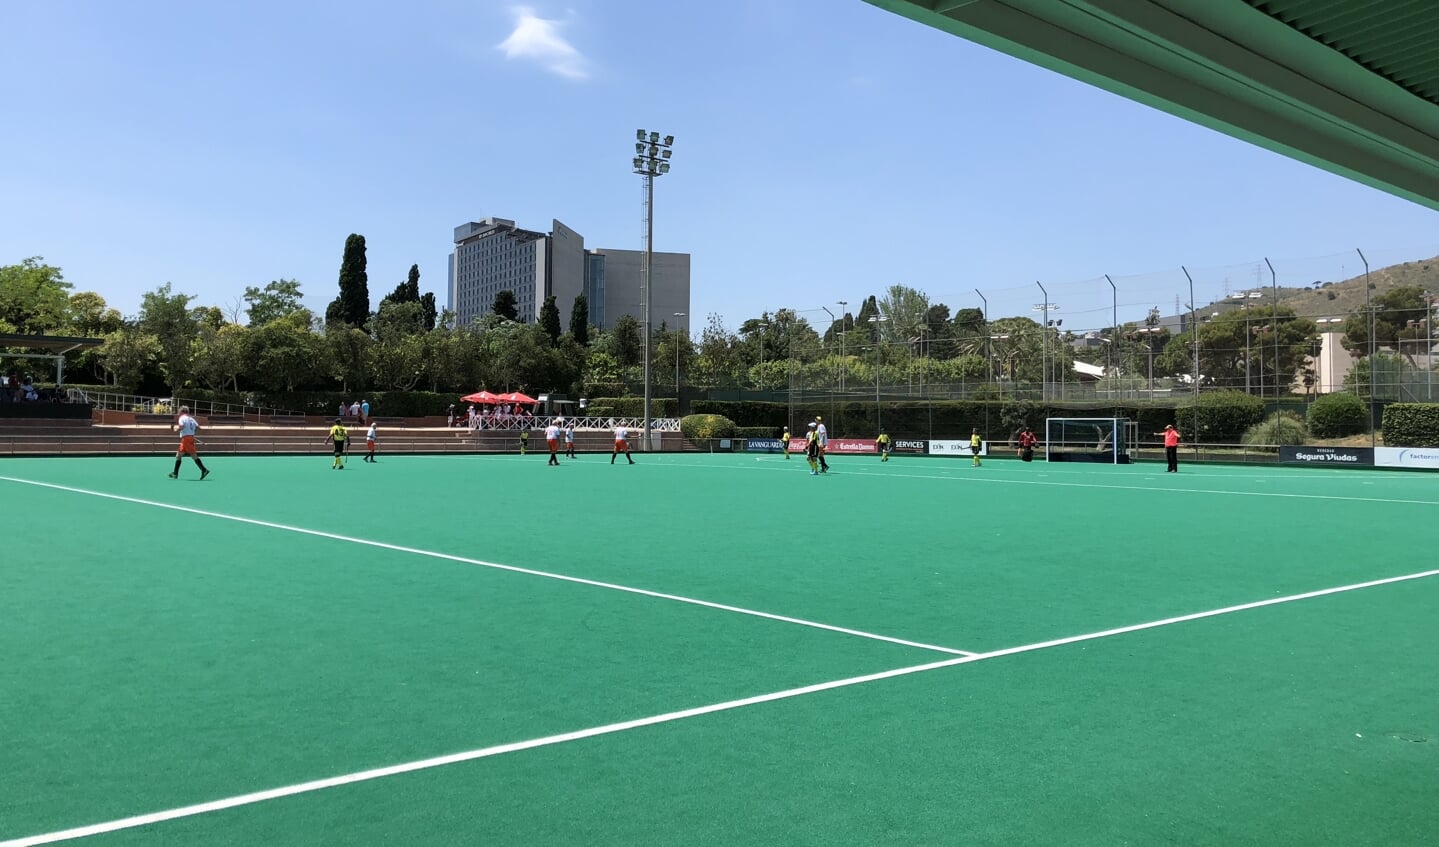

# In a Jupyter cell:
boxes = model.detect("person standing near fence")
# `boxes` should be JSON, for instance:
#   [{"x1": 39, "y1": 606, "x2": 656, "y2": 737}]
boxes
[
  {"x1": 564, "y1": 421, "x2": 576, "y2": 459},
  {"x1": 782, "y1": 425, "x2": 792, "y2": 459},
  {"x1": 970, "y1": 428, "x2": 984, "y2": 467},
  {"x1": 876, "y1": 431, "x2": 891, "y2": 462},
  {"x1": 363, "y1": 421, "x2": 378, "y2": 463},
  {"x1": 168, "y1": 406, "x2": 210, "y2": 480},
  {"x1": 1156, "y1": 424, "x2": 1181, "y2": 472}
]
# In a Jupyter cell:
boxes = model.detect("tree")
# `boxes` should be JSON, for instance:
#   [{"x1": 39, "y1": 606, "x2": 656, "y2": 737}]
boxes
[
  {"x1": 325, "y1": 324, "x2": 372, "y2": 393},
  {"x1": 492, "y1": 289, "x2": 520, "y2": 322},
  {"x1": 243, "y1": 279, "x2": 305, "y2": 326},
  {"x1": 612, "y1": 314, "x2": 643, "y2": 368},
  {"x1": 138, "y1": 283, "x2": 198, "y2": 395},
  {"x1": 370, "y1": 299, "x2": 425, "y2": 341},
  {"x1": 191, "y1": 323, "x2": 250, "y2": 391},
  {"x1": 539, "y1": 295, "x2": 562, "y2": 345},
  {"x1": 249, "y1": 311, "x2": 323, "y2": 392},
  {"x1": 0, "y1": 257, "x2": 73, "y2": 333},
  {"x1": 1342, "y1": 286, "x2": 1431, "y2": 363},
  {"x1": 854, "y1": 296, "x2": 880, "y2": 342},
  {"x1": 569, "y1": 294, "x2": 590, "y2": 345},
  {"x1": 696, "y1": 313, "x2": 741, "y2": 387},
  {"x1": 336, "y1": 234, "x2": 371, "y2": 327},
  {"x1": 67, "y1": 292, "x2": 123, "y2": 338},
  {"x1": 878, "y1": 285, "x2": 931, "y2": 351},
  {"x1": 419, "y1": 292, "x2": 437, "y2": 332},
  {"x1": 97, "y1": 324, "x2": 160, "y2": 390}
]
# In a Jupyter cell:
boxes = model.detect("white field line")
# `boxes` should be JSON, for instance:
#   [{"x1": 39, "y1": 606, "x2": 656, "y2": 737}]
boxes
[
  {"x1": 0, "y1": 476, "x2": 975, "y2": 658},
  {"x1": 7, "y1": 565, "x2": 1438, "y2": 847},
  {"x1": 654, "y1": 459, "x2": 1439, "y2": 507}
]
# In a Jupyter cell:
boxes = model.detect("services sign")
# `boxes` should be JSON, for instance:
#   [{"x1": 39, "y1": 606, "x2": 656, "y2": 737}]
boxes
[
  {"x1": 1279, "y1": 446, "x2": 1374, "y2": 466},
  {"x1": 891, "y1": 439, "x2": 927, "y2": 454},
  {"x1": 929, "y1": 439, "x2": 989, "y2": 457},
  {"x1": 1375, "y1": 447, "x2": 1439, "y2": 470}
]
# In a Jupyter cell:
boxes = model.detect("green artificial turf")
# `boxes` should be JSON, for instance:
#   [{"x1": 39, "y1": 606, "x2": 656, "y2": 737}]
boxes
[{"x1": 3, "y1": 453, "x2": 1437, "y2": 845}]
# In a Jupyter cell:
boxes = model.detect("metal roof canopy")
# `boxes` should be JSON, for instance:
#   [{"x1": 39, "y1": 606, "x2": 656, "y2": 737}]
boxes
[
  {"x1": 866, "y1": 0, "x2": 1439, "y2": 211},
  {"x1": 0, "y1": 333, "x2": 104, "y2": 387}
]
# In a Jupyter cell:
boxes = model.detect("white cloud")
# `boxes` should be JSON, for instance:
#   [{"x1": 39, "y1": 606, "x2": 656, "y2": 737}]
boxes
[{"x1": 497, "y1": 6, "x2": 588, "y2": 81}]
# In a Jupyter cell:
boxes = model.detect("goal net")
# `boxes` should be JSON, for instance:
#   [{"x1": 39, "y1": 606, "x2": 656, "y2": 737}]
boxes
[{"x1": 1044, "y1": 417, "x2": 1136, "y2": 464}]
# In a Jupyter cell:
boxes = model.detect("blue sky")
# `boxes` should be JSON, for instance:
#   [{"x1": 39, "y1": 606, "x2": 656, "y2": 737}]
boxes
[{"x1": 3, "y1": 0, "x2": 1437, "y2": 335}]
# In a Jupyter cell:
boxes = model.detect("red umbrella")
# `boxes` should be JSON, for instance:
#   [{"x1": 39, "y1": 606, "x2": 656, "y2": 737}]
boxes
[
  {"x1": 500, "y1": 391, "x2": 537, "y2": 405},
  {"x1": 460, "y1": 391, "x2": 503, "y2": 404}
]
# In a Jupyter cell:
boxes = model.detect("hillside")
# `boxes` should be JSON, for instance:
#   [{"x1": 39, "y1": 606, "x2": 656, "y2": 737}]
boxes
[{"x1": 1194, "y1": 254, "x2": 1439, "y2": 321}]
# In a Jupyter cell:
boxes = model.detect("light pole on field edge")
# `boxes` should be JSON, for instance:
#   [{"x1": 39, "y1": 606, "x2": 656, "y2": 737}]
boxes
[
  {"x1": 837, "y1": 300, "x2": 848, "y2": 393},
  {"x1": 673, "y1": 311, "x2": 686, "y2": 416},
  {"x1": 632, "y1": 129, "x2": 674, "y2": 449},
  {"x1": 871, "y1": 315, "x2": 887, "y2": 429}
]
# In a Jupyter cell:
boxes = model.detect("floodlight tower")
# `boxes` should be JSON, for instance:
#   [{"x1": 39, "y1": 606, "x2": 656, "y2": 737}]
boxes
[{"x1": 633, "y1": 129, "x2": 675, "y2": 447}]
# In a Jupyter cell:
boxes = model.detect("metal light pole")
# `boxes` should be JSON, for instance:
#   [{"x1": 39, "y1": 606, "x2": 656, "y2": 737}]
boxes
[
  {"x1": 975, "y1": 289, "x2": 989, "y2": 385},
  {"x1": 1358, "y1": 248, "x2": 1373, "y2": 446},
  {"x1": 837, "y1": 300, "x2": 848, "y2": 393},
  {"x1": 821, "y1": 305, "x2": 836, "y2": 398},
  {"x1": 673, "y1": 311, "x2": 686, "y2": 412},
  {"x1": 1035, "y1": 281, "x2": 1049, "y2": 402},
  {"x1": 871, "y1": 315, "x2": 887, "y2": 428},
  {"x1": 1182, "y1": 266, "x2": 1198, "y2": 401},
  {"x1": 632, "y1": 129, "x2": 674, "y2": 449},
  {"x1": 1104, "y1": 275, "x2": 1116, "y2": 387}
]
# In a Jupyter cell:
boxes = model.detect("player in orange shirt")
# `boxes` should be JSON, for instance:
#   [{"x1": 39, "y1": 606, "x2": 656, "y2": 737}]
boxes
[
  {"x1": 168, "y1": 406, "x2": 211, "y2": 480},
  {"x1": 1155, "y1": 423, "x2": 1181, "y2": 472},
  {"x1": 612, "y1": 425, "x2": 635, "y2": 464}
]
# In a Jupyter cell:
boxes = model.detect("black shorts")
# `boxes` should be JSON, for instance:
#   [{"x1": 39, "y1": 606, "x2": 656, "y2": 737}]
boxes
[{"x1": 334, "y1": 441, "x2": 347, "y2": 454}]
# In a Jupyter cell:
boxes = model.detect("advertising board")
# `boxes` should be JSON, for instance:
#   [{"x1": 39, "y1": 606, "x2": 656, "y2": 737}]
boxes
[
  {"x1": 928, "y1": 439, "x2": 988, "y2": 457},
  {"x1": 746, "y1": 438, "x2": 785, "y2": 453},
  {"x1": 1279, "y1": 446, "x2": 1374, "y2": 466},
  {"x1": 1374, "y1": 447, "x2": 1439, "y2": 470}
]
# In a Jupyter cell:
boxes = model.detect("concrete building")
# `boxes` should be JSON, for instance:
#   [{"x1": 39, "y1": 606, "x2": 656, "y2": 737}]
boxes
[
  {"x1": 448, "y1": 217, "x2": 586, "y2": 327},
  {"x1": 449, "y1": 216, "x2": 690, "y2": 332}
]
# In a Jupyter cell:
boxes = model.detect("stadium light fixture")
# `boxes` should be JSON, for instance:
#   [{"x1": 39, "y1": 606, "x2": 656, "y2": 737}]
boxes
[{"x1": 633, "y1": 128, "x2": 676, "y2": 447}]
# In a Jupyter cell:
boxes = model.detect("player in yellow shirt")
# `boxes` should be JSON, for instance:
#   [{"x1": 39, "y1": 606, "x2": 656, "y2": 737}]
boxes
[
  {"x1": 782, "y1": 425, "x2": 792, "y2": 459},
  {"x1": 970, "y1": 428, "x2": 983, "y2": 467},
  {"x1": 324, "y1": 418, "x2": 349, "y2": 469},
  {"x1": 804, "y1": 423, "x2": 821, "y2": 475},
  {"x1": 876, "y1": 431, "x2": 892, "y2": 462}
]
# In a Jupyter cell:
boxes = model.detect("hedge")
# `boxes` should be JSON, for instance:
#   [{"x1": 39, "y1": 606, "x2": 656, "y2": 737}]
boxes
[
  {"x1": 585, "y1": 397, "x2": 677, "y2": 418},
  {"x1": 734, "y1": 426, "x2": 778, "y2": 439},
  {"x1": 690, "y1": 401, "x2": 787, "y2": 428},
  {"x1": 1173, "y1": 391, "x2": 1265, "y2": 444},
  {"x1": 1381, "y1": 403, "x2": 1439, "y2": 447},
  {"x1": 1307, "y1": 392, "x2": 1368, "y2": 438}
]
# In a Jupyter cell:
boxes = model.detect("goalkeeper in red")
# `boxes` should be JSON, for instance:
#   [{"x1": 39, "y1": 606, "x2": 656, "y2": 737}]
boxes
[{"x1": 168, "y1": 406, "x2": 210, "y2": 480}]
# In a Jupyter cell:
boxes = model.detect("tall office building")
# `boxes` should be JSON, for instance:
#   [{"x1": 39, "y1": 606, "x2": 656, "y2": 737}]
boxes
[
  {"x1": 450, "y1": 216, "x2": 690, "y2": 332},
  {"x1": 448, "y1": 217, "x2": 586, "y2": 327}
]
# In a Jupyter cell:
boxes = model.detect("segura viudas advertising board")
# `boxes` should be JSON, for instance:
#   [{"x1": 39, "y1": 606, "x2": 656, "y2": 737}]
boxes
[
  {"x1": 929, "y1": 440, "x2": 988, "y2": 457},
  {"x1": 1280, "y1": 446, "x2": 1374, "y2": 466},
  {"x1": 1375, "y1": 447, "x2": 1439, "y2": 470}
]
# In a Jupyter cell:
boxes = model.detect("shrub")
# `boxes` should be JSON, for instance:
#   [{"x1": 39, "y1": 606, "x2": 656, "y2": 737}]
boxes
[
  {"x1": 691, "y1": 401, "x2": 787, "y2": 428},
  {"x1": 680, "y1": 414, "x2": 737, "y2": 442},
  {"x1": 585, "y1": 397, "x2": 677, "y2": 418},
  {"x1": 1241, "y1": 412, "x2": 1308, "y2": 449},
  {"x1": 1382, "y1": 403, "x2": 1439, "y2": 447},
  {"x1": 1307, "y1": 392, "x2": 1368, "y2": 438},
  {"x1": 1175, "y1": 391, "x2": 1265, "y2": 443}
]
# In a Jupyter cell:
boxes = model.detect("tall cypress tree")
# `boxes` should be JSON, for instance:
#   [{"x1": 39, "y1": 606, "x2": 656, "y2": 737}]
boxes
[
  {"x1": 569, "y1": 294, "x2": 590, "y2": 345},
  {"x1": 385, "y1": 264, "x2": 421, "y2": 306},
  {"x1": 492, "y1": 290, "x2": 519, "y2": 322},
  {"x1": 420, "y1": 292, "x2": 437, "y2": 331},
  {"x1": 539, "y1": 295, "x2": 562, "y2": 345},
  {"x1": 336, "y1": 234, "x2": 370, "y2": 326}
]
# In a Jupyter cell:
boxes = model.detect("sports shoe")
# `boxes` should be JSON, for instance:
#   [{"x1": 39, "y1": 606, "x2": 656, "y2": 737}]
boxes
[
  {"x1": 200, "y1": 469, "x2": 210, "y2": 481},
  {"x1": 811, "y1": 470, "x2": 818, "y2": 475},
  {"x1": 167, "y1": 472, "x2": 177, "y2": 479}
]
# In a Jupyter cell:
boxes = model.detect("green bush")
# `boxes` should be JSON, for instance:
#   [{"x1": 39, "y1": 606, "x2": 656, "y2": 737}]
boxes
[
  {"x1": 1307, "y1": 392, "x2": 1368, "y2": 438},
  {"x1": 680, "y1": 414, "x2": 737, "y2": 442},
  {"x1": 1174, "y1": 391, "x2": 1265, "y2": 443},
  {"x1": 1241, "y1": 412, "x2": 1309, "y2": 449},
  {"x1": 1382, "y1": 403, "x2": 1439, "y2": 447}
]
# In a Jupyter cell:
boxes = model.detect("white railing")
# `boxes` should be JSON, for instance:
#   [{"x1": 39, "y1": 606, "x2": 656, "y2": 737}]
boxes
[
  {"x1": 75, "y1": 389, "x2": 303, "y2": 420},
  {"x1": 460, "y1": 415, "x2": 681, "y2": 432}
]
